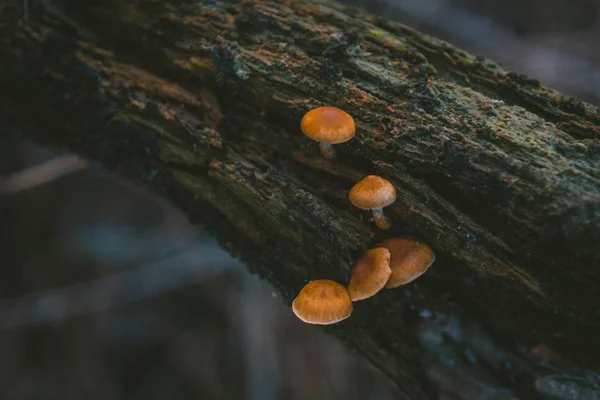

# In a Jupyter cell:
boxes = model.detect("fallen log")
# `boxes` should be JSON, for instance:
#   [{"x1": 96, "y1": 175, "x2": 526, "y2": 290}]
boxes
[{"x1": 1, "y1": 0, "x2": 599, "y2": 398}]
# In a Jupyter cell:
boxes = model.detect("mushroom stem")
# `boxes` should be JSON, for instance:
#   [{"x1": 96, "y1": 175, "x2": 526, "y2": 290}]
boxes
[
  {"x1": 371, "y1": 208, "x2": 391, "y2": 230},
  {"x1": 318, "y1": 141, "x2": 336, "y2": 159}
]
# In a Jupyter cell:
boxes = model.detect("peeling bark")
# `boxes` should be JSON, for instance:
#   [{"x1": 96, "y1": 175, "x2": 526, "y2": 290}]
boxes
[{"x1": 1, "y1": 0, "x2": 599, "y2": 398}]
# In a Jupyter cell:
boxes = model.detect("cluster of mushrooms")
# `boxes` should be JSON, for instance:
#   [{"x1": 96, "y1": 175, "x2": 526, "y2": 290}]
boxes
[{"x1": 291, "y1": 106, "x2": 436, "y2": 325}]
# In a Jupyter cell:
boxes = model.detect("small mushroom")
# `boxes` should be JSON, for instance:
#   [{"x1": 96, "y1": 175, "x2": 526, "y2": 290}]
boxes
[
  {"x1": 348, "y1": 247, "x2": 392, "y2": 301},
  {"x1": 300, "y1": 106, "x2": 356, "y2": 159},
  {"x1": 375, "y1": 238, "x2": 435, "y2": 288},
  {"x1": 292, "y1": 279, "x2": 353, "y2": 325},
  {"x1": 348, "y1": 175, "x2": 397, "y2": 230}
]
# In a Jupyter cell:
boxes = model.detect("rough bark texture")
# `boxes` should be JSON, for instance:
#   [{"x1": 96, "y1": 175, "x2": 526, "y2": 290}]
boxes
[{"x1": 1, "y1": 0, "x2": 600, "y2": 398}]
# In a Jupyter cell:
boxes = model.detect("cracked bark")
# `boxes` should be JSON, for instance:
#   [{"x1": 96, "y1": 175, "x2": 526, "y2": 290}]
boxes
[{"x1": 1, "y1": 0, "x2": 599, "y2": 398}]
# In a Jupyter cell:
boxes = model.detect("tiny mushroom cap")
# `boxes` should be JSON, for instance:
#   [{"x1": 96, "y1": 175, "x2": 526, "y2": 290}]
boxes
[
  {"x1": 348, "y1": 247, "x2": 392, "y2": 301},
  {"x1": 374, "y1": 238, "x2": 435, "y2": 288},
  {"x1": 301, "y1": 106, "x2": 356, "y2": 143},
  {"x1": 301, "y1": 106, "x2": 356, "y2": 159},
  {"x1": 348, "y1": 175, "x2": 397, "y2": 229},
  {"x1": 292, "y1": 279, "x2": 353, "y2": 325},
  {"x1": 348, "y1": 175, "x2": 396, "y2": 209}
]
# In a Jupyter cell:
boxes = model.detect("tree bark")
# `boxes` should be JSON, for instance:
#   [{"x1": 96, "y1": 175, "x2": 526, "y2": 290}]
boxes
[{"x1": 1, "y1": 0, "x2": 599, "y2": 398}]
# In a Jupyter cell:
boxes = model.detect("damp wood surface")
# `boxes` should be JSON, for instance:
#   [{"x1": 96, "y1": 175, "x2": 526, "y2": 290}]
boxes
[{"x1": 1, "y1": 0, "x2": 599, "y2": 398}]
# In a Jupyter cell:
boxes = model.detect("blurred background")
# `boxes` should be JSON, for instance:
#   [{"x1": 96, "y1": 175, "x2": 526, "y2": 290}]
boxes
[
  {"x1": 1, "y1": 0, "x2": 599, "y2": 399},
  {"x1": 0, "y1": 142, "x2": 404, "y2": 400}
]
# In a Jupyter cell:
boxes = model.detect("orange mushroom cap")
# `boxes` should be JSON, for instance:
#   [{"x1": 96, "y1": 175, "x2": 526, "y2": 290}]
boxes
[
  {"x1": 348, "y1": 175, "x2": 396, "y2": 210},
  {"x1": 374, "y1": 238, "x2": 435, "y2": 288},
  {"x1": 300, "y1": 106, "x2": 356, "y2": 144},
  {"x1": 348, "y1": 247, "x2": 392, "y2": 301},
  {"x1": 292, "y1": 279, "x2": 353, "y2": 325}
]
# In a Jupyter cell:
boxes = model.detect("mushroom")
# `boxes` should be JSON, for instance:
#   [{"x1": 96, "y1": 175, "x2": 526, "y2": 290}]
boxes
[
  {"x1": 300, "y1": 106, "x2": 356, "y2": 159},
  {"x1": 348, "y1": 175, "x2": 397, "y2": 230},
  {"x1": 292, "y1": 279, "x2": 353, "y2": 325},
  {"x1": 374, "y1": 238, "x2": 435, "y2": 288},
  {"x1": 348, "y1": 247, "x2": 392, "y2": 301}
]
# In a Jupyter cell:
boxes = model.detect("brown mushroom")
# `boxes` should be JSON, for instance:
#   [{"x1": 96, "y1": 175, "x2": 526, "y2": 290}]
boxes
[
  {"x1": 374, "y1": 238, "x2": 435, "y2": 288},
  {"x1": 348, "y1": 247, "x2": 392, "y2": 301},
  {"x1": 300, "y1": 106, "x2": 356, "y2": 159},
  {"x1": 292, "y1": 279, "x2": 353, "y2": 324},
  {"x1": 348, "y1": 175, "x2": 397, "y2": 230}
]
